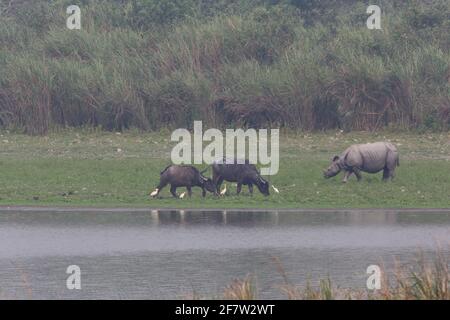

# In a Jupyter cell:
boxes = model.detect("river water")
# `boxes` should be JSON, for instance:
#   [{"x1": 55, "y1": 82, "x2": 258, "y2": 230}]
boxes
[{"x1": 0, "y1": 209, "x2": 448, "y2": 299}]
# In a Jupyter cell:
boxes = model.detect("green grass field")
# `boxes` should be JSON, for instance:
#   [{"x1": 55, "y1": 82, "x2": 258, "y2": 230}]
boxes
[{"x1": 0, "y1": 129, "x2": 449, "y2": 209}]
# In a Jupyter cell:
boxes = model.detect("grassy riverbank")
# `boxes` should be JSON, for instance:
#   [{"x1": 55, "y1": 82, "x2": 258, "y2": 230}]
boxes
[{"x1": 0, "y1": 130, "x2": 448, "y2": 209}]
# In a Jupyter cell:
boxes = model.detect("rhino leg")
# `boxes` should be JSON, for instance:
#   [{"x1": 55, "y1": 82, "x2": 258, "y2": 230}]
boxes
[
  {"x1": 187, "y1": 186, "x2": 192, "y2": 197},
  {"x1": 382, "y1": 168, "x2": 390, "y2": 181},
  {"x1": 383, "y1": 167, "x2": 396, "y2": 181},
  {"x1": 353, "y1": 168, "x2": 362, "y2": 181},
  {"x1": 384, "y1": 149, "x2": 399, "y2": 181},
  {"x1": 390, "y1": 168, "x2": 396, "y2": 180},
  {"x1": 342, "y1": 170, "x2": 353, "y2": 183},
  {"x1": 170, "y1": 185, "x2": 178, "y2": 198}
]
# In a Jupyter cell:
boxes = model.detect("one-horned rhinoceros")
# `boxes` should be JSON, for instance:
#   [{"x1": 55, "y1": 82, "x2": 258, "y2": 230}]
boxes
[{"x1": 323, "y1": 142, "x2": 399, "y2": 183}]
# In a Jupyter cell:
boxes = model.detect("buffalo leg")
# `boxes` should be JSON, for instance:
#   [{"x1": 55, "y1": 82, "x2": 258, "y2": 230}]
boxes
[
  {"x1": 154, "y1": 181, "x2": 168, "y2": 196},
  {"x1": 213, "y1": 173, "x2": 222, "y2": 193},
  {"x1": 248, "y1": 184, "x2": 253, "y2": 195},
  {"x1": 236, "y1": 183, "x2": 242, "y2": 195},
  {"x1": 215, "y1": 177, "x2": 224, "y2": 194},
  {"x1": 202, "y1": 187, "x2": 206, "y2": 198},
  {"x1": 170, "y1": 185, "x2": 178, "y2": 198}
]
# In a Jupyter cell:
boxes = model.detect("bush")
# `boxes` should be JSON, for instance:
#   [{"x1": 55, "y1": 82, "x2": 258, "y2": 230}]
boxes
[{"x1": 0, "y1": 0, "x2": 449, "y2": 133}]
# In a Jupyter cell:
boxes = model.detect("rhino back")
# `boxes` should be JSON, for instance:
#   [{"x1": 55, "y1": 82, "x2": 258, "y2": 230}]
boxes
[{"x1": 355, "y1": 142, "x2": 391, "y2": 173}]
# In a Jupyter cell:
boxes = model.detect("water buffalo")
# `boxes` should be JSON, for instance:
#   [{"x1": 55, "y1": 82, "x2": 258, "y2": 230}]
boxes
[
  {"x1": 324, "y1": 142, "x2": 400, "y2": 182},
  {"x1": 212, "y1": 158, "x2": 270, "y2": 196},
  {"x1": 151, "y1": 165, "x2": 216, "y2": 198}
]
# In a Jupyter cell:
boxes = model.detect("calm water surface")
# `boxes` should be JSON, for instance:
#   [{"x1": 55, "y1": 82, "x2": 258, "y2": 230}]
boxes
[{"x1": 0, "y1": 210, "x2": 449, "y2": 299}]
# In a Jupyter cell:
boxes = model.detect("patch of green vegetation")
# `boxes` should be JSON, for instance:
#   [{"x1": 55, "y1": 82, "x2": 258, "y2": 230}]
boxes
[
  {"x1": 0, "y1": 130, "x2": 448, "y2": 209},
  {"x1": 0, "y1": 1, "x2": 449, "y2": 134}
]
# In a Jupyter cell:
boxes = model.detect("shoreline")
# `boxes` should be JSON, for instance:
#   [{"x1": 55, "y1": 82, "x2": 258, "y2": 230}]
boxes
[{"x1": 0, "y1": 205, "x2": 449, "y2": 214}]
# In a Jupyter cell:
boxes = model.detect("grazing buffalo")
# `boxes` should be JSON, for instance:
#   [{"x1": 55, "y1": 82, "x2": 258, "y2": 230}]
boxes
[
  {"x1": 151, "y1": 165, "x2": 215, "y2": 198},
  {"x1": 324, "y1": 142, "x2": 400, "y2": 183},
  {"x1": 212, "y1": 158, "x2": 270, "y2": 196}
]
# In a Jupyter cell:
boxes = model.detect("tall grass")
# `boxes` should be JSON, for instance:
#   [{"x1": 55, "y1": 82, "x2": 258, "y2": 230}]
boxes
[
  {"x1": 223, "y1": 275, "x2": 257, "y2": 300},
  {"x1": 0, "y1": 0, "x2": 449, "y2": 134},
  {"x1": 218, "y1": 249, "x2": 449, "y2": 300}
]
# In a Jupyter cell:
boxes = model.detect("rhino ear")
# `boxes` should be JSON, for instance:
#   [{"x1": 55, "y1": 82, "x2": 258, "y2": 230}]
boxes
[{"x1": 333, "y1": 155, "x2": 340, "y2": 162}]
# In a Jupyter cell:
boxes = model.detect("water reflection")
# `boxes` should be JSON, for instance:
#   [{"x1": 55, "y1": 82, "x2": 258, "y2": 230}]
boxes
[
  {"x1": 141, "y1": 209, "x2": 450, "y2": 228},
  {"x1": 0, "y1": 210, "x2": 448, "y2": 299}
]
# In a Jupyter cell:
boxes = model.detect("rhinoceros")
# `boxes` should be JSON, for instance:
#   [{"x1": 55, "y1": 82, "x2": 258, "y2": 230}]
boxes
[{"x1": 324, "y1": 142, "x2": 399, "y2": 182}]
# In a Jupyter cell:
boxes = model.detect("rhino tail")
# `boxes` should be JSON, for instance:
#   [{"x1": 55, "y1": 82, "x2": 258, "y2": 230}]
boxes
[{"x1": 397, "y1": 157, "x2": 400, "y2": 167}]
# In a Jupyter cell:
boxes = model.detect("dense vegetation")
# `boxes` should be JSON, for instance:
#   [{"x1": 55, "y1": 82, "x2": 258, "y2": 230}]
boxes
[{"x1": 0, "y1": 0, "x2": 449, "y2": 134}]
